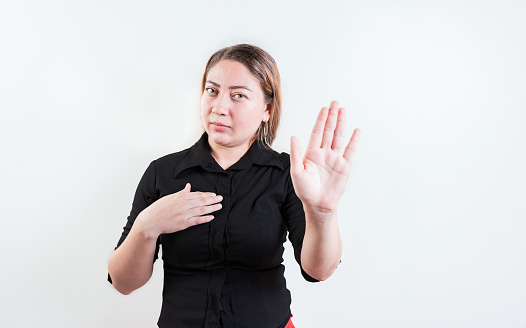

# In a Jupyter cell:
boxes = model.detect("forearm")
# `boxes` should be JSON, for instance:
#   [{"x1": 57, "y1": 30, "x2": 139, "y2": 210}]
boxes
[
  {"x1": 108, "y1": 215, "x2": 158, "y2": 295},
  {"x1": 300, "y1": 208, "x2": 342, "y2": 281}
]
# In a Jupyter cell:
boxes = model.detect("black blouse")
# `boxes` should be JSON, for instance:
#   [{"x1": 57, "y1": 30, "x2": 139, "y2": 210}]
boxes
[{"x1": 110, "y1": 133, "x2": 317, "y2": 328}]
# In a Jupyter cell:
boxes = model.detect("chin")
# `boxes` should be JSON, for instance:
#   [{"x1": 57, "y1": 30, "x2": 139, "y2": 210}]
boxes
[{"x1": 207, "y1": 131, "x2": 231, "y2": 146}]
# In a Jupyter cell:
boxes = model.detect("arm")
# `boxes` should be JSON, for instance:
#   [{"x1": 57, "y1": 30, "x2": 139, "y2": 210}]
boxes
[
  {"x1": 290, "y1": 101, "x2": 360, "y2": 281},
  {"x1": 108, "y1": 183, "x2": 223, "y2": 294},
  {"x1": 300, "y1": 208, "x2": 342, "y2": 281},
  {"x1": 108, "y1": 217, "x2": 158, "y2": 295}
]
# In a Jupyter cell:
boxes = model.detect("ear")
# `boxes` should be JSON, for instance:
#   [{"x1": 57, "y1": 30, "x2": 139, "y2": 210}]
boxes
[{"x1": 263, "y1": 100, "x2": 272, "y2": 122}]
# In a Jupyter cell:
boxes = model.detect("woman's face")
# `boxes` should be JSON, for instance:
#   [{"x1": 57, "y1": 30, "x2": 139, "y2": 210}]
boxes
[{"x1": 201, "y1": 59, "x2": 270, "y2": 152}]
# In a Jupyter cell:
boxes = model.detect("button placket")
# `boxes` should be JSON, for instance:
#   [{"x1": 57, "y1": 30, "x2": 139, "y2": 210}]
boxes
[{"x1": 204, "y1": 171, "x2": 232, "y2": 326}]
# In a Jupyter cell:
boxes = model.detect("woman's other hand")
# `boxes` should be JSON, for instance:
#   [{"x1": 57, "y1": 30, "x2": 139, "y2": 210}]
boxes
[
  {"x1": 136, "y1": 183, "x2": 222, "y2": 238},
  {"x1": 290, "y1": 101, "x2": 360, "y2": 216}
]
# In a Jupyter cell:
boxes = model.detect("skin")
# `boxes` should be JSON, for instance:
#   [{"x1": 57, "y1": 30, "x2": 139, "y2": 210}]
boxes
[
  {"x1": 107, "y1": 59, "x2": 360, "y2": 294},
  {"x1": 291, "y1": 101, "x2": 361, "y2": 280},
  {"x1": 201, "y1": 60, "x2": 270, "y2": 169}
]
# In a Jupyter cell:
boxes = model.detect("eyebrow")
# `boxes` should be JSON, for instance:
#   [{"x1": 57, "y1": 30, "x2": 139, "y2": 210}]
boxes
[{"x1": 206, "y1": 80, "x2": 253, "y2": 92}]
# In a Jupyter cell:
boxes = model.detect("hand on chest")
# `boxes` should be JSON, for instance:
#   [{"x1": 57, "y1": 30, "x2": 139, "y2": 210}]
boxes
[{"x1": 159, "y1": 168, "x2": 289, "y2": 271}]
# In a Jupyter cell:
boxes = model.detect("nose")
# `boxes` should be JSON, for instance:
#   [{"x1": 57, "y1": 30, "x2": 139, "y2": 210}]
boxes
[{"x1": 211, "y1": 93, "x2": 229, "y2": 116}]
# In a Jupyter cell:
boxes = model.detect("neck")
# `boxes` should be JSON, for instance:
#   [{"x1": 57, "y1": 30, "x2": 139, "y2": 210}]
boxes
[{"x1": 209, "y1": 141, "x2": 252, "y2": 170}]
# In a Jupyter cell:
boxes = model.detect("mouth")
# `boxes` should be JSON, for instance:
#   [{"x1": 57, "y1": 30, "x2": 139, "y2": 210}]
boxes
[{"x1": 210, "y1": 121, "x2": 229, "y2": 131}]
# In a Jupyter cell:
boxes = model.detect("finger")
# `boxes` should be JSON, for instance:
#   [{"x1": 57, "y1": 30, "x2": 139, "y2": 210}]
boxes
[
  {"x1": 184, "y1": 194, "x2": 223, "y2": 210},
  {"x1": 290, "y1": 136, "x2": 304, "y2": 175},
  {"x1": 175, "y1": 183, "x2": 216, "y2": 199},
  {"x1": 182, "y1": 183, "x2": 191, "y2": 193},
  {"x1": 179, "y1": 182, "x2": 217, "y2": 198},
  {"x1": 343, "y1": 128, "x2": 361, "y2": 163},
  {"x1": 180, "y1": 191, "x2": 218, "y2": 200},
  {"x1": 306, "y1": 107, "x2": 329, "y2": 150},
  {"x1": 331, "y1": 107, "x2": 347, "y2": 153},
  {"x1": 187, "y1": 202, "x2": 223, "y2": 217},
  {"x1": 321, "y1": 100, "x2": 339, "y2": 148},
  {"x1": 185, "y1": 215, "x2": 215, "y2": 227}
]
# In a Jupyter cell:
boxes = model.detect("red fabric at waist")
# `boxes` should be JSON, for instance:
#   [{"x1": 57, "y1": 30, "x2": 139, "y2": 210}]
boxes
[{"x1": 284, "y1": 314, "x2": 295, "y2": 328}]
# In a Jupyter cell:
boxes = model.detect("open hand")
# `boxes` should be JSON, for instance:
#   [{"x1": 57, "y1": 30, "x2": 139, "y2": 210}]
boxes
[
  {"x1": 137, "y1": 183, "x2": 222, "y2": 236},
  {"x1": 290, "y1": 101, "x2": 360, "y2": 214}
]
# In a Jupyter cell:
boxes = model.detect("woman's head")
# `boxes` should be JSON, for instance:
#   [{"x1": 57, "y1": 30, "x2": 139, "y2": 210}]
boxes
[{"x1": 201, "y1": 44, "x2": 282, "y2": 148}]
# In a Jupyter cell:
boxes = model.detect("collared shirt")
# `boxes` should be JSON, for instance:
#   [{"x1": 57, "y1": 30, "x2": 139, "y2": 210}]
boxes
[{"x1": 111, "y1": 133, "x2": 317, "y2": 328}]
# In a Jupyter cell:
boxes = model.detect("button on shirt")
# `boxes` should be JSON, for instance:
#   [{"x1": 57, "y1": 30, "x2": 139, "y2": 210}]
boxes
[{"x1": 110, "y1": 133, "x2": 317, "y2": 328}]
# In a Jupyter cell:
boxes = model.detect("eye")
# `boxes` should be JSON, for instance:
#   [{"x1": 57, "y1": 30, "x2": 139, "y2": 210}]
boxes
[
  {"x1": 205, "y1": 87, "x2": 217, "y2": 95},
  {"x1": 232, "y1": 93, "x2": 246, "y2": 99}
]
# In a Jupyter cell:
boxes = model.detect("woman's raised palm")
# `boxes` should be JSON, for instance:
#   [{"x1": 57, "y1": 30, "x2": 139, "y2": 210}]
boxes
[{"x1": 290, "y1": 101, "x2": 360, "y2": 213}]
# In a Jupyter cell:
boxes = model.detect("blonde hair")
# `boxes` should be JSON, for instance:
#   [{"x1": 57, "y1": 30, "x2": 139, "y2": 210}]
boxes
[{"x1": 201, "y1": 44, "x2": 282, "y2": 148}]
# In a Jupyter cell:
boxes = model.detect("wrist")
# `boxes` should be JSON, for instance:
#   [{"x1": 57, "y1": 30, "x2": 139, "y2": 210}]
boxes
[
  {"x1": 303, "y1": 204, "x2": 337, "y2": 219},
  {"x1": 303, "y1": 206, "x2": 339, "y2": 227},
  {"x1": 134, "y1": 211, "x2": 161, "y2": 241}
]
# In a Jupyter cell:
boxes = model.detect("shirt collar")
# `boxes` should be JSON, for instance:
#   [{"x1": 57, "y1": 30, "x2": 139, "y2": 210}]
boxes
[{"x1": 173, "y1": 133, "x2": 284, "y2": 178}]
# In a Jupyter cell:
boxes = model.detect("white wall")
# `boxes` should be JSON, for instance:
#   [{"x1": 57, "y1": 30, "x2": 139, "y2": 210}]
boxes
[{"x1": 1, "y1": 1, "x2": 525, "y2": 327}]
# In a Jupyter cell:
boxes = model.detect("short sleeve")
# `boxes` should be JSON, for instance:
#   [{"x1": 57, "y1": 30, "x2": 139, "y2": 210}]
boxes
[
  {"x1": 281, "y1": 162, "x2": 319, "y2": 283},
  {"x1": 108, "y1": 161, "x2": 161, "y2": 284}
]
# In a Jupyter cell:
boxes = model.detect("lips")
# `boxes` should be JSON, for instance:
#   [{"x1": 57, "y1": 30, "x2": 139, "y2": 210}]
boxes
[{"x1": 210, "y1": 121, "x2": 229, "y2": 132}]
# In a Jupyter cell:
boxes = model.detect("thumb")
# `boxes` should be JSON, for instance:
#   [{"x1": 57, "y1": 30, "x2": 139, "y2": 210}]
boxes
[
  {"x1": 290, "y1": 136, "x2": 304, "y2": 174},
  {"x1": 181, "y1": 183, "x2": 191, "y2": 193}
]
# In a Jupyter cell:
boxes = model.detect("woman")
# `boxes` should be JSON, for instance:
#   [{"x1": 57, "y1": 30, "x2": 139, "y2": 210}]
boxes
[{"x1": 108, "y1": 44, "x2": 360, "y2": 328}]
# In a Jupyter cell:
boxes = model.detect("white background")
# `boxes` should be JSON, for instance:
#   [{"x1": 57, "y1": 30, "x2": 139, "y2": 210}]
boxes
[{"x1": 1, "y1": 0, "x2": 525, "y2": 327}]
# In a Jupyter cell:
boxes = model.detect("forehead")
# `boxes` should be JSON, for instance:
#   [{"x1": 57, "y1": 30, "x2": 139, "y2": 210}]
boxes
[{"x1": 206, "y1": 60, "x2": 260, "y2": 87}]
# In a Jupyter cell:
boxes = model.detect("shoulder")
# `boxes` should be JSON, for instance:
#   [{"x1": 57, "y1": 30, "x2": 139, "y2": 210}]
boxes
[
  {"x1": 149, "y1": 146, "x2": 194, "y2": 176},
  {"x1": 268, "y1": 149, "x2": 291, "y2": 171},
  {"x1": 154, "y1": 148, "x2": 191, "y2": 165}
]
